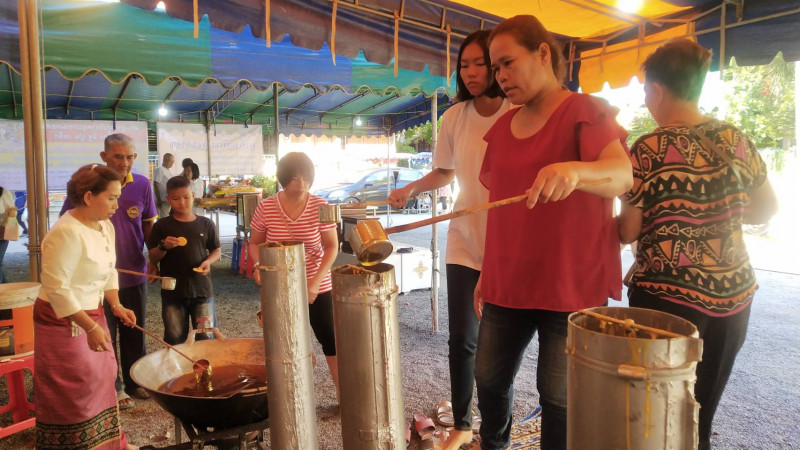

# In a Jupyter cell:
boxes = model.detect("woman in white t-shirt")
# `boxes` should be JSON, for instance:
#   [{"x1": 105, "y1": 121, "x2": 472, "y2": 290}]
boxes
[
  {"x1": 388, "y1": 29, "x2": 511, "y2": 449},
  {"x1": 183, "y1": 163, "x2": 206, "y2": 216}
]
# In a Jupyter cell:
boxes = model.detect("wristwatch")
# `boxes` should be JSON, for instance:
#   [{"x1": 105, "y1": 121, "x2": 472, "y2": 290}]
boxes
[{"x1": 158, "y1": 239, "x2": 168, "y2": 251}]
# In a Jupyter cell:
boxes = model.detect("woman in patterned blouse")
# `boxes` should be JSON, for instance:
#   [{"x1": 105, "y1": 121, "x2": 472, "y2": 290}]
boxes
[{"x1": 618, "y1": 38, "x2": 778, "y2": 450}]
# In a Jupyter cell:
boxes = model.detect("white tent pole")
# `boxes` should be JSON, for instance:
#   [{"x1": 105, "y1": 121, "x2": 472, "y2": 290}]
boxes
[{"x1": 430, "y1": 90, "x2": 439, "y2": 333}]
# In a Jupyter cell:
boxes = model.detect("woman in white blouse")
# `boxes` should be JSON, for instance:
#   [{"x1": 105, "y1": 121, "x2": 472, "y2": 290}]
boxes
[{"x1": 35, "y1": 164, "x2": 138, "y2": 449}]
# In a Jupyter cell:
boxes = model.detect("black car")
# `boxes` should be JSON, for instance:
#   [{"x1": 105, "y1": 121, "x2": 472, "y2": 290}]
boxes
[{"x1": 314, "y1": 168, "x2": 426, "y2": 208}]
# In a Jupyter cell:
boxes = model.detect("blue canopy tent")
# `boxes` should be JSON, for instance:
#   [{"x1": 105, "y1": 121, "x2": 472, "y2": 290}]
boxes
[{"x1": 0, "y1": 0, "x2": 458, "y2": 136}]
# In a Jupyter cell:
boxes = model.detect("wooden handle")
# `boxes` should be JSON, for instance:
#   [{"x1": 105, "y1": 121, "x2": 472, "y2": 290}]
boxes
[
  {"x1": 340, "y1": 195, "x2": 424, "y2": 209},
  {"x1": 117, "y1": 268, "x2": 164, "y2": 280},
  {"x1": 131, "y1": 323, "x2": 198, "y2": 364},
  {"x1": 578, "y1": 310, "x2": 685, "y2": 339},
  {"x1": 385, "y1": 177, "x2": 612, "y2": 235}
]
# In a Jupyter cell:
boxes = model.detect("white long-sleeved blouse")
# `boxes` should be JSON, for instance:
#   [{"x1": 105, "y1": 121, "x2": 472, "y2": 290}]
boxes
[{"x1": 39, "y1": 211, "x2": 118, "y2": 318}]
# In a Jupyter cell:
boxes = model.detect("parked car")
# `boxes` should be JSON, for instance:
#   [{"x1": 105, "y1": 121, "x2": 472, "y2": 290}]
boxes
[{"x1": 314, "y1": 167, "x2": 426, "y2": 208}]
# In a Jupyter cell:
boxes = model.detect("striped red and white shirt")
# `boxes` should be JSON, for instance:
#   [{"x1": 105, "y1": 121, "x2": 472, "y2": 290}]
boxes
[{"x1": 250, "y1": 194, "x2": 337, "y2": 293}]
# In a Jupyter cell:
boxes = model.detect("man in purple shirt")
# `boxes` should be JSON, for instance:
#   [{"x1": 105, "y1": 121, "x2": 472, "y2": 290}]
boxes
[{"x1": 61, "y1": 133, "x2": 157, "y2": 410}]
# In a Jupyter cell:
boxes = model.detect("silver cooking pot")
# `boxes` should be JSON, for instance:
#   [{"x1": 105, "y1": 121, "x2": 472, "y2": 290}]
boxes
[{"x1": 130, "y1": 329, "x2": 268, "y2": 428}]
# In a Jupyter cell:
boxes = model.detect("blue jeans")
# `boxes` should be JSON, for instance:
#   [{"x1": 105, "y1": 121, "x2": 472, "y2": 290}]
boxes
[
  {"x1": 474, "y1": 303, "x2": 570, "y2": 450},
  {"x1": 161, "y1": 296, "x2": 217, "y2": 345}
]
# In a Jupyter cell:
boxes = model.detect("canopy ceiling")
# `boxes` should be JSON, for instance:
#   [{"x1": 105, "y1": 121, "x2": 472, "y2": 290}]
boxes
[
  {"x1": 0, "y1": 0, "x2": 454, "y2": 136},
  {"x1": 1, "y1": 0, "x2": 798, "y2": 137},
  {"x1": 121, "y1": 0, "x2": 800, "y2": 91}
]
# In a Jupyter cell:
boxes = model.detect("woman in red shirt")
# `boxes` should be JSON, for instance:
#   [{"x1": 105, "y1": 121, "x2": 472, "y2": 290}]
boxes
[{"x1": 474, "y1": 15, "x2": 632, "y2": 449}]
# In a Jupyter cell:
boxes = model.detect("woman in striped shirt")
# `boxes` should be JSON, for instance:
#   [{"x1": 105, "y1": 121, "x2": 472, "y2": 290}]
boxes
[{"x1": 248, "y1": 152, "x2": 340, "y2": 397}]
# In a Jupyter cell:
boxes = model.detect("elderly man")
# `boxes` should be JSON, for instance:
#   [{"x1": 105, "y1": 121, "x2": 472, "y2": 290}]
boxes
[
  {"x1": 61, "y1": 133, "x2": 157, "y2": 410},
  {"x1": 153, "y1": 153, "x2": 175, "y2": 219}
]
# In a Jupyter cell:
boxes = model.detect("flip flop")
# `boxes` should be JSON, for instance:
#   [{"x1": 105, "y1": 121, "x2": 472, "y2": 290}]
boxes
[
  {"x1": 435, "y1": 400, "x2": 455, "y2": 427},
  {"x1": 433, "y1": 428, "x2": 450, "y2": 447},
  {"x1": 414, "y1": 413, "x2": 436, "y2": 441},
  {"x1": 117, "y1": 391, "x2": 135, "y2": 411}
]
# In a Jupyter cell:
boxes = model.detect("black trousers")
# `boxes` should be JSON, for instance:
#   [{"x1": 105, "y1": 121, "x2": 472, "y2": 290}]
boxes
[
  {"x1": 104, "y1": 282, "x2": 148, "y2": 393},
  {"x1": 628, "y1": 288, "x2": 752, "y2": 450},
  {"x1": 308, "y1": 291, "x2": 337, "y2": 356},
  {"x1": 446, "y1": 264, "x2": 481, "y2": 431}
]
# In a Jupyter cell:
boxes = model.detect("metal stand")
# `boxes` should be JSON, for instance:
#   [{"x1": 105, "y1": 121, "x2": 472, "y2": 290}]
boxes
[{"x1": 140, "y1": 416, "x2": 269, "y2": 450}]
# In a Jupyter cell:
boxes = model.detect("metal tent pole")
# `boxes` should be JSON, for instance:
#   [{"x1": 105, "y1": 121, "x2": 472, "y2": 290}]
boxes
[
  {"x1": 17, "y1": 0, "x2": 46, "y2": 281},
  {"x1": 430, "y1": 91, "x2": 439, "y2": 333}
]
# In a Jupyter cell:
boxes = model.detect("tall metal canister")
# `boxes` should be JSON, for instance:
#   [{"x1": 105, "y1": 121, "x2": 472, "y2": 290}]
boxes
[
  {"x1": 567, "y1": 306, "x2": 703, "y2": 450},
  {"x1": 258, "y1": 242, "x2": 318, "y2": 450},
  {"x1": 332, "y1": 263, "x2": 404, "y2": 449}
]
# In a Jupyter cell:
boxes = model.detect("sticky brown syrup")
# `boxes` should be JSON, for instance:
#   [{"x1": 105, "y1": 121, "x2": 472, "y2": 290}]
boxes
[{"x1": 158, "y1": 364, "x2": 267, "y2": 397}]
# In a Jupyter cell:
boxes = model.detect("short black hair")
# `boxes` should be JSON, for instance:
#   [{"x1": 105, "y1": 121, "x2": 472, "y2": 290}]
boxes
[
  {"x1": 189, "y1": 162, "x2": 201, "y2": 181},
  {"x1": 641, "y1": 38, "x2": 711, "y2": 102},
  {"x1": 456, "y1": 30, "x2": 505, "y2": 102},
  {"x1": 166, "y1": 175, "x2": 191, "y2": 192},
  {"x1": 276, "y1": 152, "x2": 315, "y2": 188},
  {"x1": 182, "y1": 158, "x2": 194, "y2": 168}
]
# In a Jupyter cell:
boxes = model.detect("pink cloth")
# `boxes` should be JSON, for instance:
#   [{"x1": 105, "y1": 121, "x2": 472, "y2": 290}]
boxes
[
  {"x1": 33, "y1": 299, "x2": 127, "y2": 449},
  {"x1": 479, "y1": 93, "x2": 626, "y2": 311}
]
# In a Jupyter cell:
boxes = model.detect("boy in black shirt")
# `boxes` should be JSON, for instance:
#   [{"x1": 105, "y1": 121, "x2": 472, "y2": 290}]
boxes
[{"x1": 147, "y1": 176, "x2": 221, "y2": 344}]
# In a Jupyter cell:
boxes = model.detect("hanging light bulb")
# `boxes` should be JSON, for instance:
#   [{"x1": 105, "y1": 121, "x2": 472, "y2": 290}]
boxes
[
  {"x1": 158, "y1": 103, "x2": 168, "y2": 116},
  {"x1": 355, "y1": 116, "x2": 363, "y2": 126},
  {"x1": 617, "y1": 0, "x2": 643, "y2": 13}
]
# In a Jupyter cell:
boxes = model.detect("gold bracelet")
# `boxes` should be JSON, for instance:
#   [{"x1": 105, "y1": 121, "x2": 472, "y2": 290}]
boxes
[{"x1": 87, "y1": 323, "x2": 100, "y2": 334}]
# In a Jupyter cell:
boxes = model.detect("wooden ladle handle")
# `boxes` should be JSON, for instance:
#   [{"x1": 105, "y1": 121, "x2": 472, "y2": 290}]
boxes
[
  {"x1": 340, "y1": 195, "x2": 425, "y2": 209},
  {"x1": 131, "y1": 323, "x2": 198, "y2": 365},
  {"x1": 117, "y1": 268, "x2": 165, "y2": 280},
  {"x1": 385, "y1": 177, "x2": 612, "y2": 235}
]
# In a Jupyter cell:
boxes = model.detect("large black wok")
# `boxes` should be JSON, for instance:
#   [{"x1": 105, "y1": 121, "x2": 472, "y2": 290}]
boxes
[{"x1": 130, "y1": 330, "x2": 268, "y2": 429}]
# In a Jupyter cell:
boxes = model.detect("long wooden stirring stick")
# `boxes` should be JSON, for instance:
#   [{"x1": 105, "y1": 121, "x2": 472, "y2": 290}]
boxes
[
  {"x1": 385, "y1": 177, "x2": 612, "y2": 234},
  {"x1": 578, "y1": 309, "x2": 684, "y2": 339}
]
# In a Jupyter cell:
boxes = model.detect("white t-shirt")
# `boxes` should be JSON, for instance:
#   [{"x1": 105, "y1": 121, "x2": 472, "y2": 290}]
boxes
[
  {"x1": 153, "y1": 165, "x2": 172, "y2": 201},
  {"x1": 432, "y1": 99, "x2": 511, "y2": 270},
  {"x1": 191, "y1": 178, "x2": 205, "y2": 216}
]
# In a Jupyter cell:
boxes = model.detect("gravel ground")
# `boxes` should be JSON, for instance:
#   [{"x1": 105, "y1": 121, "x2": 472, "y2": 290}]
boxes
[{"x1": 1, "y1": 215, "x2": 798, "y2": 449}]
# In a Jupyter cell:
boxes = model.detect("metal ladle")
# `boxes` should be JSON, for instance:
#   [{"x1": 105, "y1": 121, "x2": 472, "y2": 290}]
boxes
[
  {"x1": 348, "y1": 177, "x2": 612, "y2": 265},
  {"x1": 116, "y1": 268, "x2": 176, "y2": 290},
  {"x1": 131, "y1": 323, "x2": 213, "y2": 385}
]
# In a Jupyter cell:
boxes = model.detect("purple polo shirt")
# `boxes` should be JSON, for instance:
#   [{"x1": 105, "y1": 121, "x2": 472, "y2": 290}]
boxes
[{"x1": 61, "y1": 172, "x2": 157, "y2": 289}]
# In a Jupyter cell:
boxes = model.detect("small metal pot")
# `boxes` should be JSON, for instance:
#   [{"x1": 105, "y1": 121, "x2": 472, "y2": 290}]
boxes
[
  {"x1": 347, "y1": 219, "x2": 393, "y2": 266},
  {"x1": 161, "y1": 277, "x2": 176, "y2": 290}
]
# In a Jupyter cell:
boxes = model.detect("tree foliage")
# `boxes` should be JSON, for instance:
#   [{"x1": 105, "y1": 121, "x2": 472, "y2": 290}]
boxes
[
  {"x1": 395, "y1": 118, "x2": 440, "y2": 153},
  {"x1": 724, "y1": 53, "x2": 795, "y2": 151}
]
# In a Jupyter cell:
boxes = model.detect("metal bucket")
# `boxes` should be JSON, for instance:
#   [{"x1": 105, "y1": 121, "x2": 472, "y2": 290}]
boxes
[
  {"x1": 318, "y1": 204, "x2": 342, "y2": 224},
  {"x1": 567, "y1": 307, "x2": 702, "y2": 450},
  {"x1": 347, "y1": 219, "x2": 393, "y2": 266},
  {"x1": 332, "y1": 263, "x2": 404, "y2": 449}
]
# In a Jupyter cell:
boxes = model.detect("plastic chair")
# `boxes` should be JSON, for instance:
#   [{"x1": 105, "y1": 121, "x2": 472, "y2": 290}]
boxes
[{"x1": 0, "y1": 355, "x2": 36, "y2": 438}]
